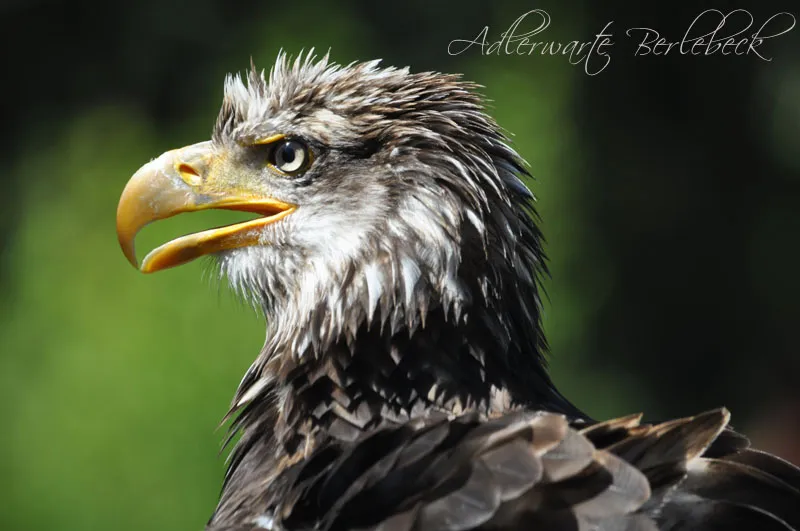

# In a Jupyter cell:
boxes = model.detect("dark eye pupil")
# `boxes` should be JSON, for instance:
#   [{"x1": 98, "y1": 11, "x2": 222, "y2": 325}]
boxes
[{"x1": 280, "y1": 145, "x2": 296, "y2": 163}]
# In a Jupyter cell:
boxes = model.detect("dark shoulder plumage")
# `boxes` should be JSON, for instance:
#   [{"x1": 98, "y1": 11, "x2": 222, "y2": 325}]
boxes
[{"x1": 210, "y1": 408, "x2": 800, "y2": 530}]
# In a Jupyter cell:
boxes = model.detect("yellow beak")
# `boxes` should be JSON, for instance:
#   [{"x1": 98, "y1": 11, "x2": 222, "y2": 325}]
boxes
[{"x1": 116, "y1": 142, "x2": 295, "y2": 273}]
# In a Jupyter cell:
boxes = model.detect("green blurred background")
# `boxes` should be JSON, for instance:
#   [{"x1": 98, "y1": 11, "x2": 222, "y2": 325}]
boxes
[{"x1": 1, "y1": 1, "x2": 798, "y2": 530}]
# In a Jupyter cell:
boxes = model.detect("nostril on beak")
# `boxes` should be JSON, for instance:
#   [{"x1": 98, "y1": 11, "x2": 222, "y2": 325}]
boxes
[{"x1": 177, "y1": 163, "x2": 203, "y2": 186}]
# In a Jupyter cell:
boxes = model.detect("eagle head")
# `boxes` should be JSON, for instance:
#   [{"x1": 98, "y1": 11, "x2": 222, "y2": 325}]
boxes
[{"x1": 117, "y1": 53, "x2": 550, "y2": 405}]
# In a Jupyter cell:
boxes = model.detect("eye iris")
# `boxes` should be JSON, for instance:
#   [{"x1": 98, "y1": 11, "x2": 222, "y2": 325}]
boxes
[{"x1": 274, "y1": 140, "x2": 306, "y2": 173}]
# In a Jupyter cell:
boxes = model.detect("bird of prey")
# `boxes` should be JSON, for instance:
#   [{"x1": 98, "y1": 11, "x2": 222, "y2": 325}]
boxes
[{"x1": 116, "y1": 53, "x2": 800, "y2": 530}]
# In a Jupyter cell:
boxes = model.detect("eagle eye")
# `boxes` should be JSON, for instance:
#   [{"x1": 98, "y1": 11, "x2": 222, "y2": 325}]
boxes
[{"x1": 269, "y1": 139, "x2": 310, "y2": 175}]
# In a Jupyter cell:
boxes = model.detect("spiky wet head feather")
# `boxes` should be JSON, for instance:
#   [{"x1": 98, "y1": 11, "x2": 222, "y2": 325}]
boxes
[{"x1": 210, "y1": 52, "x2": 546, "y2": 368}]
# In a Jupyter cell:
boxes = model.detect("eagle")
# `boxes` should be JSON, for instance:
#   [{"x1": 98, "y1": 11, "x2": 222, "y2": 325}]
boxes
[{"x1": 116, "y1": 53, "x2": 800, "y2": 530}]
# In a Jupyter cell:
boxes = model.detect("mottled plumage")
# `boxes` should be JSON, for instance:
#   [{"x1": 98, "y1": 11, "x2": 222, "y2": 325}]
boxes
[{"x1": 116, "y1": 52, "x2": 800, "y2": 531}]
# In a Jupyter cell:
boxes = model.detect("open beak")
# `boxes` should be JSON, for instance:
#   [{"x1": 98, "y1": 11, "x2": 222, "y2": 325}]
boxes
[{"x1": 116, "y1": 142, "x2": 295, "y2": 273}]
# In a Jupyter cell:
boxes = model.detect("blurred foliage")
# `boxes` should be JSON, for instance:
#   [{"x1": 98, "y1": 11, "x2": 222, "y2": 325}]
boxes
[{"x1": 1, "y1": 1, "x2": 798, "y2": 530}]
